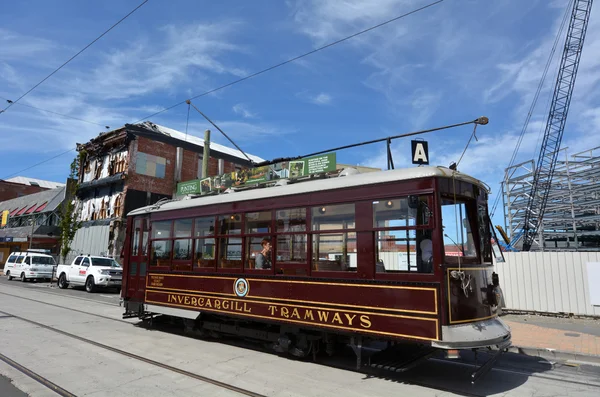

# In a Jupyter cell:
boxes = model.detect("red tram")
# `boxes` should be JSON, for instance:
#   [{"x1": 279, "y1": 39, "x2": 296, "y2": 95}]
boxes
[{"x1": 121, "y1": 165, "x2": 511, "y2": 369}]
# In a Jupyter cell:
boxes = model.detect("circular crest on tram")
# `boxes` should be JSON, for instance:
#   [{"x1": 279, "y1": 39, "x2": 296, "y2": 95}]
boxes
[{"x1": 234, "y1": 278, "x2": 249, "y2": 297}]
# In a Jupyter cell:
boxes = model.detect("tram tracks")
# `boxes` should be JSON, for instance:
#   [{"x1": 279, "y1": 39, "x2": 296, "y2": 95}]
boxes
[
  {"x1": 0, "y1": 308, "x2": 267, "y2": 397},
  {"x1": 0, "y1": 285, "x2": 598, "y2": 397},
  {"x1": 0, "y1": 290, "x2": 130, "y2": 324}
]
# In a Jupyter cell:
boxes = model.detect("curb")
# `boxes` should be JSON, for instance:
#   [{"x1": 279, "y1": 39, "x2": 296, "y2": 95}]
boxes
[{"x1": 508, "y1": 345, "x2": 600, "y2": 366}]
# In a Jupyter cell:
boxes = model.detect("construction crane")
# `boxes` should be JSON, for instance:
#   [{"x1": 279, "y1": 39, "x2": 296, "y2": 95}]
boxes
[{"x1": 521, "y1": 0, "x2": 594, "y2": 251}]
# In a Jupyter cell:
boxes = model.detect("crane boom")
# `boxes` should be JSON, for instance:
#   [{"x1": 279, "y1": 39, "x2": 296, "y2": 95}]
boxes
[{"x1": 521, "y1": 0, "x2": 593, "y2": 251}]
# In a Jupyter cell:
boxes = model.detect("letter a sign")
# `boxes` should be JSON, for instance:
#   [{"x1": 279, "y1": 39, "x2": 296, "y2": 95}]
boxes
[{"x1": 411, "y1": 140, "x2": 429, "y2": 165}]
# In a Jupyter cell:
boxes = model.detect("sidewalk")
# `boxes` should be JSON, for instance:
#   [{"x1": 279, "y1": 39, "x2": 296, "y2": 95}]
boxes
[{"x1": 502, "y1": 313, "x2": 600, "y2": 362}]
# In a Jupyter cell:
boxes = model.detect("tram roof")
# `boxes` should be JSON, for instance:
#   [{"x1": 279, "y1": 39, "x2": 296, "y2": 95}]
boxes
[{"x1": 128, "y1": 166, "x2": 487, "y2": 217}]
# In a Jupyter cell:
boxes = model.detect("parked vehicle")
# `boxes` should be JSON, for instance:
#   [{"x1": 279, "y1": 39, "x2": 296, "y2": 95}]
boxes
[
  {"x1": 56, "y1": 255, "x2": 123, "y2": 293},
  {"x1": 3, "y1": 250, "x2": 55, "y2": 282}
]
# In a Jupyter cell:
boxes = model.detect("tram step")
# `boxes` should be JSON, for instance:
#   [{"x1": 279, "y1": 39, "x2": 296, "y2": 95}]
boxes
[{"x1": 366, "y1": 346, "x2": 438, "y2": 373}]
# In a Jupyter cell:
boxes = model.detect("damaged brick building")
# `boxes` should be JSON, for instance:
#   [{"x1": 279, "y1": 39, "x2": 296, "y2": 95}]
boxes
[{"x1": 68, "y1": 121, "x2": 263, "y2": 264}]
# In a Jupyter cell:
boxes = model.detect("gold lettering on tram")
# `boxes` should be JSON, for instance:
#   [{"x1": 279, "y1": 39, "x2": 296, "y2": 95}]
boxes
[
  {"x1": 149, "y1": 275, "x2": 164, "y2": 287},
  {"x1": 166, "y1": 294, "x2": 254, "y2": 314},
  {"x1": 163, "y1": 293, "x2": 374, "y2": 330}
]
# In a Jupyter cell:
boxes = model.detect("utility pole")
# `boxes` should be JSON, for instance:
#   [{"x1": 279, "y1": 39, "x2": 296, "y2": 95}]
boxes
[{"x1": 202, "y1": 129, "x2": 210, "y2": 178}]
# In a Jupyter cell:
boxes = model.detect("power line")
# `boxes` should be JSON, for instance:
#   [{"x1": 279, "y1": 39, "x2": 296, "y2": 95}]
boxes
[
  {"x1": 2, "y1": 0, "x2": 443, "y2": 181},
  {"x1": 1, "y1": 148, "x2": 76, "y2": 180},
  {"x1": 0, "y1": 0, "x2": 149, "y2": 114},
  {"x1": 0, "y1": 96, "x2": 108, "y2": 127},
  {"x1": 133, "y1": 0, "x2": 445, "y2": 123}
]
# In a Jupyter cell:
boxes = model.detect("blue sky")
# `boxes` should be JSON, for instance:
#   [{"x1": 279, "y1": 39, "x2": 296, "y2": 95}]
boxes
[{"x1": 1, "y1": 0, "x2": 600, "y2": 229}]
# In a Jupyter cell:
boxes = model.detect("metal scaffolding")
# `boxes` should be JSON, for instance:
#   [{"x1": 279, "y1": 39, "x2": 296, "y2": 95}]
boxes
[{"x1": 503, "y1": 146, "x2": 600, "y2": 251}]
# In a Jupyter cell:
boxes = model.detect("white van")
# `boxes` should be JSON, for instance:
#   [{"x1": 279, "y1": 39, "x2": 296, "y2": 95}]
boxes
[{"x1": 3, "y1": 251, "x2": 56, "y2": 282}]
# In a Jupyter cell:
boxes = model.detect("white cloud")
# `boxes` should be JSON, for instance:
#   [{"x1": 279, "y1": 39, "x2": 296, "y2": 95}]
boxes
[
  {"x1": 0, "y1": 28, "x2": 58, "y2": 61},
  {"x1": 232, "y1": 103, "x2": 257, "y2": 118},
  {"x1": 310, "y1": 92, "x2": 332, "y2": 105},
  {"x1": 59, "y1": 21, "x2": 248, "y2": 101}
]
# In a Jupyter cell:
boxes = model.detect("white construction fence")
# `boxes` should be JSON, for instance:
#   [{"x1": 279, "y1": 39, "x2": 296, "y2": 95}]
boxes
[{"x1": 495, "y1": 251, "x2": 600, "y2": 317}]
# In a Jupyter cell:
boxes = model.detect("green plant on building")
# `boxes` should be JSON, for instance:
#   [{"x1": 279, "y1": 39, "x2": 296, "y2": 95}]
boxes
[{"x1": 59, "y1": 156, "x2": 82, "y2": 263}]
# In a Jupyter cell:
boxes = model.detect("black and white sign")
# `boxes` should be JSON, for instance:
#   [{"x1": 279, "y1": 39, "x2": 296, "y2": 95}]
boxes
[{"x1": 411, "y1": 140, "x2": 429, "y2": 165}]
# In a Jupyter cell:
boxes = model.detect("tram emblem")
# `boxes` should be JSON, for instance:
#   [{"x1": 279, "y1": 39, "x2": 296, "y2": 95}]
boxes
[{"x1": 234, "y1": 278, "x2": 249, "y2": 297}]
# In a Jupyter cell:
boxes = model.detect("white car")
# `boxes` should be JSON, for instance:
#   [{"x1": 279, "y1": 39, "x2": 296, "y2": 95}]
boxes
[
  {"x1": 55, "y1": 255, "x2": 123, "y2": 293},
  {"x1": 4, "y1": 251, "x2": 55, "y2": 282}
]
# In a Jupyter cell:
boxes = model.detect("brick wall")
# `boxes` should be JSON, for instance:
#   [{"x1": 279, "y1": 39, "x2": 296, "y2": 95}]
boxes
[
  {"x1": 127, "y1": 135, "x2": 248, "y2": 197},
  {"x1": 127, "y1": 136, "x2": 176, "y2": 197},
  {"x1": 0, "y1": 181, "x2": 48, "y2": 202}
]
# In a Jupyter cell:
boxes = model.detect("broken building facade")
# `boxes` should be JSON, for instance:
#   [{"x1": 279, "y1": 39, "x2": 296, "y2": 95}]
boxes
[{"x1": 68, "y1": 121, "x2": 262, "y2": 264}]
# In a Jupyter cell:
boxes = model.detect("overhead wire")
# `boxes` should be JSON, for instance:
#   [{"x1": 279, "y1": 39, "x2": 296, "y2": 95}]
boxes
[
  {"x1": 489, "y1": 0, "x2": 573, "y2": 219},
  {"x1": 0, "y1": 0, "x2": 149, "y2": 114},
  {"x1": 2, "y1": 0, "x2": 443, "y2": 181},
  {"x1": 1, "y1": 148, "x2": 77, "y2": 180},
  {"x1": 133, "y1": 0, "x2": 445, "y2": 123},
  {"x1": 0, "y1": 96, "x2": 108, "y2": 127}
]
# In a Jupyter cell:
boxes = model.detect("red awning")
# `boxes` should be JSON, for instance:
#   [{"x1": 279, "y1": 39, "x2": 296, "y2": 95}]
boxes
[
  {"x1": 34, "y1": 202, "x2": 48, "y2": 213},
  {"x1": 15, "y1": 206, "x2": 28, "y2": 216},
  {"x1": 25, "y1": 204, "x2": 38, "y2": 214},
  {"x1": 9, "y1": 208, "x2": 19, "y2": 216}
]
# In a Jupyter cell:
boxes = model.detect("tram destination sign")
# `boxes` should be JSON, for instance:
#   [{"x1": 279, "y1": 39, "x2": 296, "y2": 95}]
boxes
[{"x1": 177, "y1": 153, "x2": 337, "y2": 195}]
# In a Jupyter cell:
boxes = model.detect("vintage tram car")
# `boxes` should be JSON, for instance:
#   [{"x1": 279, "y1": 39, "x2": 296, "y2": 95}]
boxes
[{"x1": 122, "y1": 165, "x2": 510, "y2": 370}]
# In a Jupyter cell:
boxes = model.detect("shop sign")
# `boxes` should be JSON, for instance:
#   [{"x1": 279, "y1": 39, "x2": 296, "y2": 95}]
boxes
[
  {"x1": 177, "y1": 180, "x2": 201, "y2": 195},
  {"x1": 177, "y1": 153, "x2": 337, "y2": 195}
]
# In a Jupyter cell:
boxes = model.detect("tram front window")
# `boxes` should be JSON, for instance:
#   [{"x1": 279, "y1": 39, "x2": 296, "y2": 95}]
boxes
[
  {"x1": 372, "y1": 195, "x2": 433, "y2": 273},
  {"x1": 441, "y1": 199, "x2": 478, "y2": 261}
]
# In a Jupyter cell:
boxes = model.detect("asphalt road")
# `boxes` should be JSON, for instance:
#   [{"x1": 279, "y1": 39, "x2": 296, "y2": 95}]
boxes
[
  {"x1": 0, "y1": 374, "x2": 28, "y2": 397},
  {"x1": 0, "y1": 275, "x2": 122, "y2": 306},
  {"x1": 1, "y1": 275, "x2": 599, "y2": 396}
]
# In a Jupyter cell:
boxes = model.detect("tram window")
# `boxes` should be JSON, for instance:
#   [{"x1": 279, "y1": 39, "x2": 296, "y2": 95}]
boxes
[
  {"x1": 276, "y1": 234, "x2": 307, "y2": 262},
  {"x1": 312, "y1": 232, "x2": 357, "y2": 272},
  {"x1": 152, "y1": 221, "x2": 171, "y2": 239},
  {"x1": 478, "y1": 205, "x2": 492, "y2": 263},
  {"x1": 151, "y1": 240, "x2": 172, "y2": 266},
  {"x1": 194, "y1": 217, "x2": 215, "y2": 237},
  {"x1": 375, "y1": 229, "x2": 432, "y2": 273},
  {"x1": 246, "y1": 211, "x2": 271, "y2": 234},
  {"x1": 441, "y1": 200, "x2": 477, "y2": 259},
  {"x1": 246, "y1": 236, "x2": 272, "y2": 269},
  {"x1": 218, "y1": 237, "x2": 242, "y2": 269},
  {"x1": 173, "y1": 239, "x2": 192, "y2": 260},
  {"x1": 311, "y1": 204, "x2": 355, "y2": 231},
  {"x1": 276, "y1": 208, "x2": 307, "y2": 232},
  {"x1": 219, "y1": 214, "x2": 242, "y2": 235},
  {"x1": 142, "y1": 224, "x2": 149, "y2": 256},
  {"x1": 174, "y1": 219, "x2": 193, "y2": 238},
  {"x1": 373, "y1": 196, "x2": 430, "y2": 228},
  {"x1": 132, "y1": 219, "x2": 141, "y2": 256},
  {"x1": 194, "y1": 238, "x2": 215, "y2": 268}
]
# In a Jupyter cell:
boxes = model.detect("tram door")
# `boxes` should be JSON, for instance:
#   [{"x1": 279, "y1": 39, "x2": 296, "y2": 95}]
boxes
[{"x1": 127, "y1": 216, "x2": 149, "y2": 302}]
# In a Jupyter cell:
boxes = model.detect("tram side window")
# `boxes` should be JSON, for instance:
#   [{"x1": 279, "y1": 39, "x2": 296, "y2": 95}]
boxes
[
  {"x1": 151, "y1": 221, "x2": 172, "y2": 267},
  {"x1": 441, "y1": 199, "x2": 477, "y2": 261},
  {"x1": 373, "y1": 196, "x2": 433, "y2": 273},
  {"x1": 141, "y1": 218, "x2": 149, "y2": 256},
  {"x1": 172, "y1": 219, "x2": 193, "y2": 270},
  {"x1": 218, "y1": 214, "x2": 242, "y2": 269},
  {"x1": 194, "y1": 217, "x2": 215, "y2": 268},
  {"x1": 275, "y1": 208, "x2": 308, "y2": 263},
  {"x1": 311, "y1": 204, "x2": 356, "y2": 272},
  {"x1": 246, "y1": 211, "x2": 272, "y2": 269},
  {"x1": 132, "y1": 219, "x2": 141, "y2": 256}
]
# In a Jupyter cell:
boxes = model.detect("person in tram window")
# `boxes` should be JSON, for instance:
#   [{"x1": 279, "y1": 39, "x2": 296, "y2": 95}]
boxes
[
  {"x1": 255, "y1": 238, "x2": 272, "y2": 269},
  {"x1": 419, "y1": 231, "x2": 433, "y2": 273}
]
